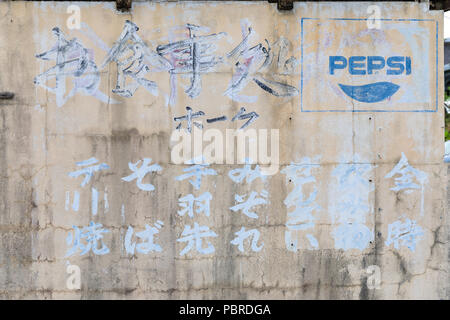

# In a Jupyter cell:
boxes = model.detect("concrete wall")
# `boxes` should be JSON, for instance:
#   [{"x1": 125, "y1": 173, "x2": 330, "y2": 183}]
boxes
[{"x1": 0, "y1": 1, "x2": 447, "y2": 299}]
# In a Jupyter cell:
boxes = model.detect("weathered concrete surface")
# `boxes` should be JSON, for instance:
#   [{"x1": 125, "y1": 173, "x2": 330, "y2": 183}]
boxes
[
  {"x1": 446, "y1": 165, "x2": 450, "y2": 299},
  {"x1": 0, "y1": 1, "x2": 447, "y2": 299}
]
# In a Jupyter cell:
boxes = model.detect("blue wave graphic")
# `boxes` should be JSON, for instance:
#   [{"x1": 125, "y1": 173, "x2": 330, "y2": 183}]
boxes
[{"x1": 338, "y1": 81, "x2": 400, "y2": 103}]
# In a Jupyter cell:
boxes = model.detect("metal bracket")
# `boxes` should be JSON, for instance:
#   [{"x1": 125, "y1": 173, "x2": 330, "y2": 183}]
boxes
[
  {"x1": 116, "y1": 0, "x2": 132, "y2": 12},
  {"x1": 431, "y1": 0, "x2": 450, "y2": 10},
  {"x1": 268, "y1": 0, "x2": 294, "y2": 11},
  {"x1": 0, "y1": 92, "x2": 14, "y2": 100}
]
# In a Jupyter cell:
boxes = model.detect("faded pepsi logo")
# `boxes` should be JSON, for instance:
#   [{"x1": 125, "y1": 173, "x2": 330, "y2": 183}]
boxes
[
  {"x1": 329, "y1": 56, "x2": 411, "y2": 103},
  {"x1": 301, "y1": 18, "x2": 438, "y2": 112}
]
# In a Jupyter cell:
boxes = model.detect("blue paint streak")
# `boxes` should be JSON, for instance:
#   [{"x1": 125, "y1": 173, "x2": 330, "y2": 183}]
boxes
[
  {"x1": 72, "y1": 191, "x2": 80, "y2": 212},
  {"x1": 338, "y1": 82, "x2": 400, "y2": 103},
  {"x1": 91, "y1": 188, "x2": 98, "y2": 216},
  {"x1": 333, "y1": 223, "x2": 374, "y2": 251}
]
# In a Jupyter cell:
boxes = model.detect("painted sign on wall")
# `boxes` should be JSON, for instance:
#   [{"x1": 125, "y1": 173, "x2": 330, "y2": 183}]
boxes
[{"x1": 301, "y1": 18, "x2": 438, "y2": 112}]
